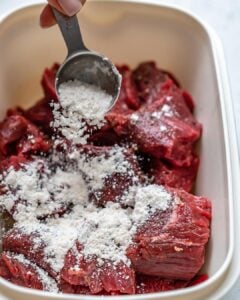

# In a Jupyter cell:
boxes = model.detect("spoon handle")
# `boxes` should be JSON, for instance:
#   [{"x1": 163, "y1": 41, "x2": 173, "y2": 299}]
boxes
[{"x1": 52, "y1": 7, "x2": 88, "y2": 57}]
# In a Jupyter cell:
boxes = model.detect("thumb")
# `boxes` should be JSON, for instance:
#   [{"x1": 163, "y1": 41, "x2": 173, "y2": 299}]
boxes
[{"x1": 57, "y1": 0, "x2": 85, "y2": 16}]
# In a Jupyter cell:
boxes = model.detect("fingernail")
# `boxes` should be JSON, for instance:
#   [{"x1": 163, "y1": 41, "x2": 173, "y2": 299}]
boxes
[{"x1": 58, "y1": 0, "x2": 82, "y2": 16}]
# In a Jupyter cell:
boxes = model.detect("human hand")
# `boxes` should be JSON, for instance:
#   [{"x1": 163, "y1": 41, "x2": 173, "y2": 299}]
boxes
[{"x1": 40, "y1": 0, "x2": 86, "y2": 28}]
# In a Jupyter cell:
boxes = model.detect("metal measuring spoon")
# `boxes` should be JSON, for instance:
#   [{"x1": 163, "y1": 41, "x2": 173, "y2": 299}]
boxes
[{"x1": 52, "y1": 8, "x2": 121, "y2": 111}]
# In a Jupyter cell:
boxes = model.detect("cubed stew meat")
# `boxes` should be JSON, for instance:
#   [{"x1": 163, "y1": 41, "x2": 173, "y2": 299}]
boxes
[{"x1": 0, "y1": 62, "x2": 211, "y2": 296}]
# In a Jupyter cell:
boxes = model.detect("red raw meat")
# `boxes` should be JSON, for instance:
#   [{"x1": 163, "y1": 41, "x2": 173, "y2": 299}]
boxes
[
  {"x1": 136, "y1": 274, "x2": 188, "y2": 294},
  {"x1": 105, "y1": 112, "x2": 130, "y2": 137},
  {"x1": 1, "y1": 158, "x2": 73, "y2": 220},
  {"x1": 132, "y1": 61, "x2": 169, "y2": 104},
  {"x1": 149, "y1": 155, "x2": 199, "y2": 192},
  {"x1": 127, "y1": 189, "x2": 211, "y2": 281},
  {"x1": 87, "y1": 124, "x2": 121, "y2": 146},
  {"x1": 102, "y1": 65, "x2": 140, "y2": 137},
  {"x1": 41, "y1": 63, "x2": 60, "y2": 101},
  {"x1": 0, "y1": 62, "x2": 210, "y2": 296},
  {"x1": 60, "y1": 242, "x2": 135, "y2": 295},
  {"x1": 7, "y1": 107, "x2": 25, "y2": 117},
  {"x1": 162, "y1": 70, "x2": 180, "y2": 88},
  {"x1": 0, "y1": 115, "x2": 50, "y2": 157},
  {"x1": 0, "y1": 252, "x2": 56, "y2": 291},
  {"x1": 79, "y1": 145, "x2": 143, "y2": 206},
  {"x1": 136, "y1": 273, "x2": 208, "y2": 294},
  {"x1": 0, "y1": 115, "x2": 28, "y2": 155},
  {"x1": 188, "y1": 274, "x2": 208, "y2": 286},
  {"x1": 117, "y1": 65, "x2": 141, "y2": 110},
  {"x1": 182, "y1": 90, "x2": 195, "y2": 113},
  {"x1": 104, "y1": 100, "x2": 132, "y2": 137},
  {"x1": 0, "y1": 154, "x2": 29, "y2": 173},
  {"x1": 25, "y1": 98, "x2": 54, "y2": 134},
  {"x1": 60, "y1": 282, "x2": 91, "y2": 295},
  {"x1": 2, "y1": 228, "x2": 57, "y2": 279},
  {"x1": 124, "y1": 80, "x2": 202, "y2": 166},
  {"x1": 16, "y1": 122, "x2": 51, "y2": 155},
  {"x1": 60, "y1": 281, "x2": 122, "y2": 295}
]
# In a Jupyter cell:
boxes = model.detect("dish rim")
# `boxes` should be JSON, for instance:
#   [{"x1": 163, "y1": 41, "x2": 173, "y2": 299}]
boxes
[{"x1": 0, "y1": 0, "x2": 238, "y2": 299}]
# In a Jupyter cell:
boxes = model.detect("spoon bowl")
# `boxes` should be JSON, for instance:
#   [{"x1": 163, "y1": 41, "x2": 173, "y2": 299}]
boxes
[{"x1": 55, "y1": 51, "x2": 121, "y2": 109}]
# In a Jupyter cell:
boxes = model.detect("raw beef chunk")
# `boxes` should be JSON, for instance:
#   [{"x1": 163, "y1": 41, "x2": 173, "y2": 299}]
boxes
[
  {"x1": 87, "y1": 124, "x2": 121, "y2": 146},
  {"x1": 0, "y1": 158, "x2": 73, "y2": 220},
  {"x1": 0, "y1": 154, "x2": 29, "y2": 173},
  {"x1": 149, "y1": 155, "x2": 199, "y2": 192},
  {"x1": 105, "y1": 112, "x2": 130, "y2": 137},
  {"x1": 0, "y1": 61, "x2": 211, "y2": 295},
  {"x1": 127, "y1": 189, "x2": 211, "y2": 280},
  {"x1": 132, "y1": 61, "x2": 169, "y2": 104},
  {"x1": 78, "y1": 145, "x2": 143, "y2": 206},
  {"x1": 0, "y1": 115, "x2": 28, "y2": 155},
  {"x1": 182, "y1": 90, "x2": 195, "y2": 113},
  {"x1": 125, "y1": 80, "x2": 202, "y2": 166},
  {"x1": 41, "y1": 63, "x2": 60, "y2": 101},
  {"x1": 135, "y1": 274, "x2": 208, "y2": 294},
  {"x1": 60, "y1": 282, "x2": 122, "y2": 295},
  {"x1": 0, "y1": 115, "x2": 50, "y2": 157},
  {"x1": 117, "y1": 65, "x2": 141, "y2": 110},
  {"x1": 25, "y1": 98, "x2": 54, "y2": 133},
  {"x1": 2, "y1": 231, "x2": 135, "y2": 295},
  {"x1": 2, "y1": 228, "x2": 57, "y2": 279},
  {"x1": 60, "y1": 242, "x2": 135, "y2": 295},
  {"x1": 0, "y1": 252, "x2": 57, "y2": 292},
  {"x1": 6, "y1": 107, "x2": 25, "y2": 118},
  {"x1": 25, "y1": 64, "x2": 59, "y2": 133},
  {"x1": 188, "y1": 274, "x2": 209, "y2": 286},
  {"x1": 136, "y1": 274, "x2": 188, "y2": 294},
  {"x1": 102, "y1": 65, "x2": 138, "y2": 138}
]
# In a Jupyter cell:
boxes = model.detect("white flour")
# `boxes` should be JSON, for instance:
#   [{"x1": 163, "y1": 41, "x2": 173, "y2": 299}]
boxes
[
  {"x1": 68, "y1": 146, "x2": 135, "y2": 191},
  {"x1": 51, "y1": 80, "x2": 113, "y2": 145},
  {"x1": 0, "y1": 151, "x2": 173, "y2": 276},
  {"x1": 0, "y1": 78, "x2": 174, "y2": 292},
  {"x1": 0, "y1": 159, "x2": 88, "y2": 222}
]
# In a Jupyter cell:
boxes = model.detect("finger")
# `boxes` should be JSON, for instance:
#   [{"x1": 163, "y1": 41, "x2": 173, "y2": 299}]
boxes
[
  {"x1": 40, "y1": 4, "x2": 56, "y2": 28},
  {"x1": 45, "y1": 0, "x2": 84, "y2": 16},
  {"x1": 47, "y1": 0, "x2": 66, "y2": 13},
  {"x1": 54, "y1": 0, "x2": 82, "y2": 16},
  {"x1": 40, "y1": 0, "x2": 86, "y2": 28}
]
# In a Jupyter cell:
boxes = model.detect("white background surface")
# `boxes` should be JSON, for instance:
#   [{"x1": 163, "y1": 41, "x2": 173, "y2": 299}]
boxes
[{"x1": 0, "y1": 1, "x2": 239, "y2": 299}]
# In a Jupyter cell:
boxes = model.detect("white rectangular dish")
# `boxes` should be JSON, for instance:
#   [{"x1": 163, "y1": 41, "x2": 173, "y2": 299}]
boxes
[{"x1": 0, "y1": 1, "x2": 239, "y2": 299}]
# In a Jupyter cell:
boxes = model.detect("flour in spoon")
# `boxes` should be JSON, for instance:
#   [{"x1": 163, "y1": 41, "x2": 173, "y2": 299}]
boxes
[{"x1": 51, "y1": 80, "x2": 113, "y2": 144}]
